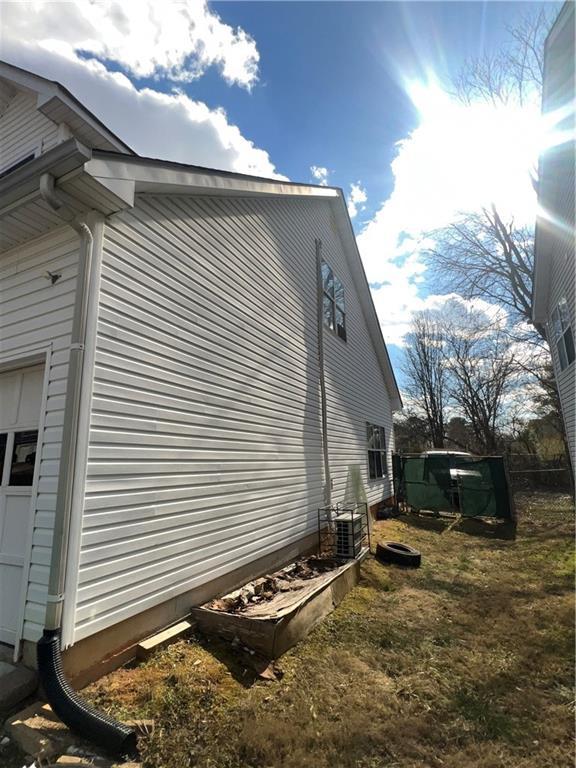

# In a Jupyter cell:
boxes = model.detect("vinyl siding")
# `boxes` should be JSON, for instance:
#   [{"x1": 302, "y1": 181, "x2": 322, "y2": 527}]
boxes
[
  {"x1": 74, "y1": 194, "x2": 394, "y2": 641},
  {"x1": 0, "y1": 91, "x2": 59, "y2": 173},
  {"x1": 0, "y1": 227, "x2": 78, "y2": 641},
  {"x1": 541, "y1": 3, "x2": 576, "y2": 468}
]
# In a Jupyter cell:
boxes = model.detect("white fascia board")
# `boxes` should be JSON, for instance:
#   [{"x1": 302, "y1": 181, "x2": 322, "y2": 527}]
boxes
[
  {"x1": 330, "y1": 195, "x2": 403, "y2": 412},
  {"x1": 36, "y1": 92, "x2": 132, "y2": 154},
  {"x1": 0, "y1": 60, "x2": 132, "y2": 153},
  {"x1": 546, "y1": 1, "x2": 574, "y2": 50},
  {"x1": 84, "y1": 155, "x2": 340, "y2": 199}
]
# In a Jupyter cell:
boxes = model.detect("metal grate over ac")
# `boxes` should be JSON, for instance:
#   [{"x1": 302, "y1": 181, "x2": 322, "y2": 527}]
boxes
[{"x1": 317, "y1": 502, "x2": 370, "y2": 559}]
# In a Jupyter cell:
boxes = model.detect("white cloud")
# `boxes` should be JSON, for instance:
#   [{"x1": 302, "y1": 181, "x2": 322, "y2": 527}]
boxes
[
  {"x1": 370, "y1": 284, "x2": 508, "y2": 348},
  {"x1": 357, "y1": 84, "x2": 543, "y2": 346},
  {"x1": 1, "y1": 0, "x2": 259, "y2": 89},
  {"x1": 310, "y1": 166, "x2": 329, "y2": 186},
  {"x1": 1, "y1": 22, "x2": 285, "y2": 178},
  {"x1": 347, "y1": 181, "x2": 367, "y2": 219}
]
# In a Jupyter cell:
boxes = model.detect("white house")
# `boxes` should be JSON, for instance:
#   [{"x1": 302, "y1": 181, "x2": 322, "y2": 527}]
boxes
[
  {"x1": 0, "y1": 61, "x2": 401, "y2": 681},
  {"x1": 533, "y1": 1, "x2": 575, "y2": 472}
]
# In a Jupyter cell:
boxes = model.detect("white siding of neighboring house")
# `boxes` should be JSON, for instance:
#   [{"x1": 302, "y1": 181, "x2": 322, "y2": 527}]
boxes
[
  {"x1": 540, "y1": 3, "x2": 576, "y2": 468},
  {"x1": 73, "y1": 194, "x2": 395, "y2": 642},
  {"x1": 0, "y1": 227, "x2": 78, "y2": 641},
  {"x1": 0, "y1": 90, "x2": 60, "y2": 172}
]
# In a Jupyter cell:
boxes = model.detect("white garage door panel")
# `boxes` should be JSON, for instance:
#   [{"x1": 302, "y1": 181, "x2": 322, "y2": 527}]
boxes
[
  {"x1": 0, "y1": 565, "x2": 22, "y2": 644},
  {"x1": 0, "y1": 365, "x2": 44, "y2": 645},
  {"x1": 0, "y1": 493, "x2": 31, "y2": 556}
]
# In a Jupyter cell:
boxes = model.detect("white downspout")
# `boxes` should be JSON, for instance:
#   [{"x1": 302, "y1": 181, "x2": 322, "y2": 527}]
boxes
[
  {"x1": 39, "y1": 173, "x2": 96, "y2": 632},
  {"x1": 315, "y1": 238, "x2": 332, "y2": 507}
]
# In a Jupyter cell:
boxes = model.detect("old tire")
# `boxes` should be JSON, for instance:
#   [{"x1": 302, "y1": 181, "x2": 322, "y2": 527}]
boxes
[{"x1": 376, "y1": 541, "x2": 421, "y2": 568}]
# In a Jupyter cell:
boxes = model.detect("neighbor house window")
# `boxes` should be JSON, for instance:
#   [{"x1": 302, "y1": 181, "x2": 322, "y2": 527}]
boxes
[
  {"x1": 321, "y1": 261, "x2": 347, "y2": 341},
  {"x1": 551, "y1": 297, "x2": 575, "y2": 371},
  {"x1": 367, "y1": 423, "x2": 386, "y2": 479}
]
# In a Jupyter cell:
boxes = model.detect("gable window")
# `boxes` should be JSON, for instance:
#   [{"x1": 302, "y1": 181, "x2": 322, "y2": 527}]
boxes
[
  {"x1": 367, "y1": 422, "x2": 386, "y2": 479},
  {"x1": 551, "y1": 297, "x2": 575, "y2": 371},
  {"x1": 321, "y1": 261, "x2": 347, "y2": 341}
]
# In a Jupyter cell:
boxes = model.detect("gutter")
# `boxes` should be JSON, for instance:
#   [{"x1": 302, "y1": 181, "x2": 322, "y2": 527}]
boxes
[
  {"x1": 36, "y1": 173, "x2": 136, "y2": 757},
  {"x1": 0, "y1": 139, "x2": 91, "y2": 212}
]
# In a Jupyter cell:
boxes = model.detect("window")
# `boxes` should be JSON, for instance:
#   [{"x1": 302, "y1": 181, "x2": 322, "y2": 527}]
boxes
[
  {"x1": 321, "y1": 261, "x2": 347, "y2": 341},
  {"x1": 6, "y1": 430, "x2": 38, "y2": 486},
  {"x1": 551, "y1": 297, "x2": 575, "y2": 372},
  {"x1": 367, "y1": 423, "x2": 386, "y2": 479}
]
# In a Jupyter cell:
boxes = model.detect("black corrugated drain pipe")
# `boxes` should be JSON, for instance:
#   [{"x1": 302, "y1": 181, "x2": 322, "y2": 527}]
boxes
[{"x1": 37, "y1": 629, "x2": 137, "y2": 758}]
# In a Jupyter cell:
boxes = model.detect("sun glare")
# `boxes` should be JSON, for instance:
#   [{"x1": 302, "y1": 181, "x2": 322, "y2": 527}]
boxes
[{"x1": 401, "y1": 77, "x2": 566, "y2": 226}]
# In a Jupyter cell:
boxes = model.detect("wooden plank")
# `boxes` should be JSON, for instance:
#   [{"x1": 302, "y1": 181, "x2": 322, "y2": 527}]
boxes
[{"x1": 136, "y1": 619, "x2": 193, "y2": 660}]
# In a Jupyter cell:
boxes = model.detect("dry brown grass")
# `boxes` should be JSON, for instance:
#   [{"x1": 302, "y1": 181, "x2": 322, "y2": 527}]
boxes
[{"x1": 82, "y1": 491, "x2": 575, "y2": 768}]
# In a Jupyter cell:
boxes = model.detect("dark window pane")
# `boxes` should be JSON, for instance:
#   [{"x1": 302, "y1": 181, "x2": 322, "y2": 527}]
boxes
[
  {"x1": 321, "y1": 262, "x2": 334, "y2": 295},
  {"x1": 336, "y1": 308, "x2": 347, "y2": 341},
  {"x1": 9, "y1": 430, "x2": 38, "y2": 486},
  {"x1": 0, "y1": 433, "x2": 6, "y2": 480},
  {"x1": 380, "y1": 450, "x2": 387, "y2": 475},
  {"x1": 323, "y1": 294, "x2": 335, "y2": 330},
  {"x1": 558, "y1": 297, "x2": 570, "y2": 330},
  {"x1": 368, "y1": 451, "x2": 377, "y2": 479},
  {"x1": 334, "y1": 277, "x2": 345, "y2": 310},
  {"x1": 380, "y1": 427, "x2": 386, "y2": 452},
  {"x1": 551, "y1": 307, "x2": 563, "y2": 341},
  {"x1": 564, "y1": 327, "x2": 575, "y2": 365},
  {"x1": 374, "y1": 451, "x2": 383, "y2": 478},
  {"x1": 558, "y1": 338, "x2": 568, "y2": 371}
]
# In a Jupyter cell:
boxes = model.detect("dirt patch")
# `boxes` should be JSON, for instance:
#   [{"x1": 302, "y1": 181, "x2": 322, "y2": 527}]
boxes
[{"x1": 82, "y1": 491, "x2": 574, "y2": 768}]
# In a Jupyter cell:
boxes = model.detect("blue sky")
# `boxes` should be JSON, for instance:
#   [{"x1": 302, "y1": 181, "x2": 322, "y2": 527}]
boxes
[{"x1": 2, "y1": 0, "x2": 554, "y2": 392}]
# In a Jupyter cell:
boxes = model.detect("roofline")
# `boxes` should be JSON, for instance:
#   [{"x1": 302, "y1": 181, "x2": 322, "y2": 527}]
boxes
[
  {"x1": 92, "y1": 149, "x2": 335, "y2": 191},
  {"x1": 0, "y1": 59, "x2": 135, "y2": 155},
  {"x1": 331, "y1": 189, "x2": 403, "y2": 411},
  {"x1": 545, "y1": 1, "x2": 574, "y2": 49}
]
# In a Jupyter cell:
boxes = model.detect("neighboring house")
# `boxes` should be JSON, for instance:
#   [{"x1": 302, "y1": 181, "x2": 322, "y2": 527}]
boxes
[
  {"x1": 533, "y1": 1, "x2": 576, "y2": 472},
  {"x1": 0, "y1": 61, "x2": 401, "y2": 678}
]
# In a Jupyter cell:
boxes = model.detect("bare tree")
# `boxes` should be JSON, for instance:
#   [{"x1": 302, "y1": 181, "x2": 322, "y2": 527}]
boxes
[
  {"x1": 427, "y1": 8, "x2": 566, "y2": 438},
  {"x1": 453, "y1": 8, "x2": 551, "y2": 107},
  {"x1": 444, "y1": 317, "x2": 518, "y2": 453},
  {"x1": 428, "y1": 205, "x2": 539, "y2": 334},
  {"x1": 403, "y1": 313, "x2": 447, "y2": 448}
]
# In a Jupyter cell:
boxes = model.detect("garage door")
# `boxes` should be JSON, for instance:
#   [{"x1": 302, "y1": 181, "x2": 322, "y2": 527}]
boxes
[{"x1": 0, "y1": 365, "x2": 43, "y2": 645}]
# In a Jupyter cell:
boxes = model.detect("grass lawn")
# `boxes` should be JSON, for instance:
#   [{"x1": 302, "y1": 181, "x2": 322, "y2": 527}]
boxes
[{"x1": 83, "y1": 491, "x2": 575, "y2": 768}]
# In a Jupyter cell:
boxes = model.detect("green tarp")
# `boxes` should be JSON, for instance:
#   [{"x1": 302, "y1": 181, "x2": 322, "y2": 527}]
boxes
[{"x1": 393, "y1": 453, "x2": 514, "y2": 520}]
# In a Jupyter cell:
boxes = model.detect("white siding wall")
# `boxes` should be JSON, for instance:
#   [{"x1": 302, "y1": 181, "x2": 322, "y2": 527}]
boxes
[
  {"x1": 75, "y1": 195, "x2": 394, "y2": 641},
  {"x1": 316, "y1": 207, "x2": 395, "y2": 502},
  {"x1": 547, "y1": 202, "x2": 575, "y2": 466},
  {"x1": 541, "y1": 4, "x2": 576, "y2": 468},
  {"x1": 0, "y1": 227, "x2": 78, "y2": 641},
  {"x1": 0, "y1": 91, "x2": 59, "y2": 172}
]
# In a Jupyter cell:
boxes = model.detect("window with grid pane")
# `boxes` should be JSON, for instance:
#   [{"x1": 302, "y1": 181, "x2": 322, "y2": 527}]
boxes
[
  {"x1": 551, "y1": 297, "x2": 575, "y2": 372},
  {"x1": 367, "y1": 423, "x2": 386, "y2": 479},
  {"x1": 321, "y1": 261, "x2": 347, "y2": 341}
]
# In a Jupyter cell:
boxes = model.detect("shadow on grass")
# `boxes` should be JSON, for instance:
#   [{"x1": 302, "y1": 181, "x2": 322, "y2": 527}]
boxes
[
  {"x1": 398, "y1": 511, "x2": 517, "y2": 541},
  {"x1": 195, "y1": 634, "x2": 261, "y2": 689}
]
